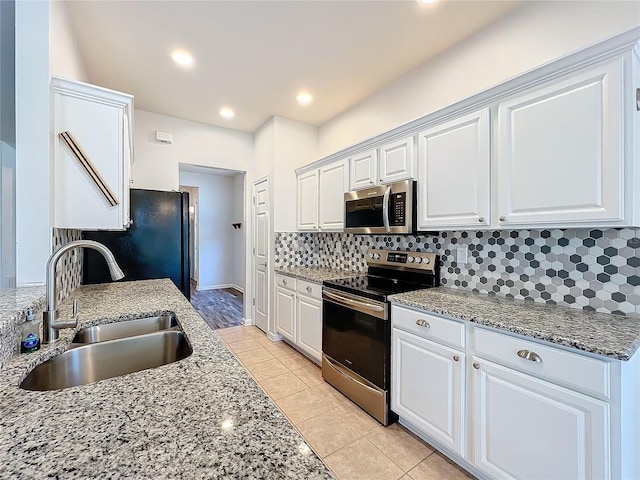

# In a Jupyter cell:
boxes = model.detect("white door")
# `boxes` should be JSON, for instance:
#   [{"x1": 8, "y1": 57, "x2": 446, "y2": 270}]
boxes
[
  {"x1": 319, "y1": 159, "x2": 349, "y2": 231},
  {"x1": 297, "y1": 170, "x2": 319, "y2": 231},
  {"x1": 349, "y1": 148, "x2": 378, "y2": 190},
  {"x1": 496, "y1": 58, "x2": 624, "y2": 227},
  {"x1": 379, "y1": 135, "x2": 415, "y2": 184},
  {"x1": 275, "y1": 286, "x2": 295, "y2": 343},
  {"x1": 296, "y1": 294, "x2": 322, "y2": 362},
  {"x1": 253, "y1": 178, "x2": 270, "y2": 333},
  {"x1": 392, "y1": 329, "x2": 466, "y2": 455},
  {"x1": 472, "y1": 358, "x2": 610, "y2": 480},
  {"x1": 417, "y1": 109, "x2": 490, "y2": 229}
]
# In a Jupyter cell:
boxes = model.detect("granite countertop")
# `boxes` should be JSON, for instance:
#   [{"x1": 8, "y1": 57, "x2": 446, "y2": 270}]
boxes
[
  {"x1": 389, "y1": 287, "x2": 640, "y2": 361},
  {"x1": 275, "y1": 266, "x2": 358, "y2": 283},
  {"x1": 0, "y1": 279, "x2": 333, "y2": 479}
]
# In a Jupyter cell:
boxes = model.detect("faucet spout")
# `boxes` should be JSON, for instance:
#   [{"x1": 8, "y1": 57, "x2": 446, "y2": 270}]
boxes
[{"x1": 43, "y1": 240, "x2": 124, "y2": 344}]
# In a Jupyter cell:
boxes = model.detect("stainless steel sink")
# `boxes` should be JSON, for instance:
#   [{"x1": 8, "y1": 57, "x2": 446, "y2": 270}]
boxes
[
  {"x1": 72, "y1": 314, "x2": 179, "y2": 343},
  {"x1": 20, "y1": 331, "x2": 192, "y2": 391}
]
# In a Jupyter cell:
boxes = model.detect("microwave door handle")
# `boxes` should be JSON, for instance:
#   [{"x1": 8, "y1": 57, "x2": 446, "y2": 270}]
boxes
[{"x1": 382, "y1": 185, "x2": 391, "y2": 233}]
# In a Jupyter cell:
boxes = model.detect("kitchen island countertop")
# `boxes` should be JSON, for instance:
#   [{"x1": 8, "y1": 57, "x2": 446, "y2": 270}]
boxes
[
  {"x1": 389, "y1": 287, "x2": 640, "y2": 361},
  {"x1": 0, "y1": 279, "x2": 333, "y2": 479}
]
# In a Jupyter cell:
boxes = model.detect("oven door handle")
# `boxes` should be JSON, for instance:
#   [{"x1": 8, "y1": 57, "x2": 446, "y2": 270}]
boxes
[
  {"x1": 323, "y1": 289, "x2": 386, "y2": 319},
  {"x1": 382, "y1": 185, "x2": 391, "y2": 233}
]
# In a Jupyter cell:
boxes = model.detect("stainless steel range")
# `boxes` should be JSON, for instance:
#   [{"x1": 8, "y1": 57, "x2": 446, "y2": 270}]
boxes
[{"x1": 321, "y1": 248, "x2": 439, "y2": 425}]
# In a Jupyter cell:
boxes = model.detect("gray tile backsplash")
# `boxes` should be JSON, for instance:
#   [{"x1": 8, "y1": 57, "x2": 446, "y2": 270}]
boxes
[
  {"x1": 275, "y1": 228, "x2": 640, "y2": 318},
  {"x1": 52, "y1": 228, "x2": 83, "y2": 303}
]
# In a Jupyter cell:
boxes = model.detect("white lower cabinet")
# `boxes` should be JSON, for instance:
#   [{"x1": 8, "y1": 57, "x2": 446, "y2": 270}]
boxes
[
  {"x1": 472, "y1": 357, "x2": 609, "y2": 480},
  {"x1": 391, "y1": 304, "x2": 639, "y2": 480},
  {"x1": 275, "y1": 274, "x2": 322, "y2": 363},
  {"x1": 392, "y1": 328, "x2": 465, "y2": 455}
]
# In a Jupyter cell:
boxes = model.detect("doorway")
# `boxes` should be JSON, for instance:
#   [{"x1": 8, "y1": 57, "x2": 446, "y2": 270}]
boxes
[
  {"x1": 179, "y1": 164, "x2": 246, "y2": 330},
  {"x1": 252, "y1": 176, "x2": 269, "y2": 334}
]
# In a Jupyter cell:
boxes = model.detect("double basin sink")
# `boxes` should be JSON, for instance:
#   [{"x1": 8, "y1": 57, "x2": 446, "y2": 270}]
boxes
[{"x1": 20, "y1": 314, "x2": 192, "y2": 391}]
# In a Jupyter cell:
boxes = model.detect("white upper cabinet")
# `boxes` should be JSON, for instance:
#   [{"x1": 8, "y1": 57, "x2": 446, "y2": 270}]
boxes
[
  {"x1": 417, "y1": 109, "x2": 490, "y2": 229},
  {"x1": 349, "y1": 136, "x2": 416, "y2": 191},
  {"x1": 52, "y1": 77, "x2": 133, "y2": 230},
  {"x1": 379, "y1": 136, "x2": 415, "y2": 184},
  {"x1": 297, "y1": 169, "x2": 319, "y2": 231},
  {"x1": 495, "y1": 58, "x2": 628, "y2": 227},
  {"x1": 319, "y1": 159, "x2": 349, "y2": 231},
  {"x1": 349, "y1": 148, "x2": 378, "y2": 190}
]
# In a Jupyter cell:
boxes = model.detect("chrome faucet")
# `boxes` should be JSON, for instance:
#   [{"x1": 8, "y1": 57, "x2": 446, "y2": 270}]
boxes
[{"x1": 43, "y1": 240, "x2": 125, "y2": 344}]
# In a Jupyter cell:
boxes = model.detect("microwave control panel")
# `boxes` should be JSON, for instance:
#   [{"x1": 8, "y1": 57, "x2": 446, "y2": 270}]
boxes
[{"x1": 391, "y1": 193, "x2": 406, "y2": 226}]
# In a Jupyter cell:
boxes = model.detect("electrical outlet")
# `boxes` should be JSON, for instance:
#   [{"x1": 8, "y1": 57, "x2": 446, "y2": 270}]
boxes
[
  {"x1": 456, "y1": 246, "x2": 468, "y2": 264},
  {"x1": 335, "y1": 241, "x2": 342, "y2": 253}
]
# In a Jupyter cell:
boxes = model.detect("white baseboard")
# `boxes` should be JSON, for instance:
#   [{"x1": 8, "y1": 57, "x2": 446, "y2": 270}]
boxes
[
  {"x1": 268, "y1": 331, "x2": 283, "y2": 342},
  {"x1": 243, "y1": 318, "x2": 252, "y2": 326},
  {"x1": 197, "y1": 283, "x2": 244, "y2": 292}
]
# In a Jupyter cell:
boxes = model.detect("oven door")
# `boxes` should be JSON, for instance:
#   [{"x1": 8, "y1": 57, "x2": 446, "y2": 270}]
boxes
[{"x1": 322, "y1": 287, "x2": 389, "y2": 389}]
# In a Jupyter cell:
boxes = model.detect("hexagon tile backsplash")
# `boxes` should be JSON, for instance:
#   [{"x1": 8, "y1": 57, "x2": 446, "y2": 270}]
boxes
[{"x1": 275, "y1": 228, "x2": 640, "y2": 318}]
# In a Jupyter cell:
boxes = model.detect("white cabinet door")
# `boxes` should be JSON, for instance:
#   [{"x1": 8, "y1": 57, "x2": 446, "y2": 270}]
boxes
[
  {"x1": 349, "y1": 148, "x2": 378, "y2": 190},
  {"x1": 496, "y1": 58, "x2": 624, "y2": 227},
  {"x1": 319, "y1": 159, "x2": 349, "y2": 231},
  {"x1": 297, "y1": 169, "x2": 319, "y2": 231},
  {"x1": 392, "y1": 328, "x2": 466, "y2": 456},
  {"x1": 52, "y1": 77, "x2": 133, "y2": 230},
  {"x1": 275, "y1": 286, "x2": 296, "y2": 343},
  {"x1": 379, "y1": 135, "x2": 415, "y2": 184},
  {"x1": 296, "y1": 294, "x2": 322, "y2": 362},
  {"x1": 472, "y1": 358, "x2": 610, "y2": 480},
  {"x1": 417, "y1": 109, "x2": 490, "y2": 229}
]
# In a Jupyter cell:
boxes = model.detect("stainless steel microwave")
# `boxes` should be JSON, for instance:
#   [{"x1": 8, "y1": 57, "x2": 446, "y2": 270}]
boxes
[{"x1": 344, "y1": 180, "x2": 416, "y2": 234}]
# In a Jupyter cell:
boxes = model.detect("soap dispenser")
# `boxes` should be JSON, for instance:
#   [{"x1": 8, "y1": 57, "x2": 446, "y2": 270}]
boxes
[{"x1": 20, "y1": 307, "x2": 41, "y2": 353}]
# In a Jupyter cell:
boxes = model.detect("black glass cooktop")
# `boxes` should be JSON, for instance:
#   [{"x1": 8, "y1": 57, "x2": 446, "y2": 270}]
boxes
[{"x1": 323, "y1": 274, "x2": 433, "y2": 302}]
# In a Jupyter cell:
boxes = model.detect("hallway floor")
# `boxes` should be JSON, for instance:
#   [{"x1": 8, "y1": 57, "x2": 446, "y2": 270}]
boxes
[
  {"x1": 217, "y1": 325, "x2": 476, "y2": 480},
  {"x1": 190, "y1": 284, "x2": 244, "y2": 329}
]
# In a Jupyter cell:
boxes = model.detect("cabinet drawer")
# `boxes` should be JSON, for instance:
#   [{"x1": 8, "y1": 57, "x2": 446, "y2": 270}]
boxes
[
  {"x1": 392, "y1": 306, "x2": 465, "y2": 349},
  {"x1": 275, "y1": 274, "x2": 296, "y2": 291},
  {"x1": 473, "y1": 327, "x2": 610, "y2": 399},
  {"x1": 297, "y1": 280, "x2": 322, "y2": 299}
]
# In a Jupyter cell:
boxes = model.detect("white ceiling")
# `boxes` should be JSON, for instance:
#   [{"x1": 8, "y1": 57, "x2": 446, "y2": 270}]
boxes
[{"x1": 65, "y1": 0, "x2": 521, "y2": 134}]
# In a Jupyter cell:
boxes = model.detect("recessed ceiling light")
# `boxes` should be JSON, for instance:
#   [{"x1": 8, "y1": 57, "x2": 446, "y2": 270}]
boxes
[
  {"x1": 170, "y1": 49, "x2": 195, "y2": 67},
  {"x1": 296, "y1": 92, "x2": 313, "y2": 106},
  {"x1": 219, "y1": 107, "x2": 235, "y2": 119},
  {"x1": 416, "y1": 0, "x2": 439, "y2": 4}
]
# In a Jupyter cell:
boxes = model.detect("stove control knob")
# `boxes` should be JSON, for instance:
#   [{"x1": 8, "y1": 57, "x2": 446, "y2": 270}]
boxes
[
  {"x1": 369, "y1": 252, "x2": 375, "y2": 259},
  {"x1": 407, "y1": 256, "x2": 414, "y2": 263},
  {"x1": 414, "y1": 257, "x2": 422, "y2": 264},
  {"x1": 373, "y1": 253, "x2": 381, "y2": 260},
  {"x1": 423, "y1": 257, "x2": 430, "y2": 264}
]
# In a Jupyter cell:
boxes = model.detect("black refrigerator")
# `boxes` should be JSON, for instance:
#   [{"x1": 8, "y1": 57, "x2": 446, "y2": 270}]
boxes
[{"x1": 83, "y1": 189, "x2": 190, "y2": 299}]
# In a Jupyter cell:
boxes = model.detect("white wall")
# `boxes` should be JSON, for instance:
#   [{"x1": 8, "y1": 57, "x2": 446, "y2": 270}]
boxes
[
  {"x1": 50, "y1": 0, "x2": 88, "y2": 82},
  {"x1": 232, "y1": 173, "x2": 245, "y2": 291},
  {"x1": 317, "y1": 0, "x2": 640, "y2": 157},
  {"x1": 15, "y1": 0, "x2": 50, "y2": 286},
  {"x1": 134, "y1": 109, "x2": 253, "y2": 191},
  {"x1": 273, "y1": 117, "x2": 317, "y2": 232},
  {"x1": 179, "y1": 170, "x2": 242, "y2": 291}
]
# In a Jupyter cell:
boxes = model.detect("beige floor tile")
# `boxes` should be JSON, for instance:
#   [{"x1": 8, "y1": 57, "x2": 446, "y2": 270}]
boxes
[
  {"x1": 233, "y1": 347, "x2": 276, "y2": 366},
  {"x1": 227, "y1": 339, "x2": 264, "y2": 353},
  {"x1": 408, "y1": 452, "x2": 475, "y2": 480},
  {"x1": 366, "y1": 423, "x2": 435, "y2": 472},
  {"x1": 313, "y1": 382, "x2": 349, "y2": 406},
  {"x1": 292, "y1": 364, "x2": 325, "y2": 387},
  {"x1": 275, "y1": 383, "x2": 345, "y2": 424},
  {"x1": 216, "y1": 326, "x2": 244, "y2": 336},
  {"x1": 255, "y1": 334, "x2": 278, "y2": 347},
  {"x1": 297, "y1": 409, "x2": 364, "y2": 458},
  {"x1": 333, "y1": 401, "x2": 380, "y2": 437},
  {"x1": 245, "y1": 358, "x2": 290, "y2": 381},
  {"x1": 265, "y1": 341, "x2": 297, "y2": 358},
  {"x1": 221, "y1": 330, "x2": 264, "y2": 344},
  {"x1": 278, "y1": 352, "x2": 314, "y2": 371},
  {"x1": 324, "y1": 437, "x2": 404, "y2": 480},
  {"x1": 259, "y1": 372, "x2": 309, "y2": 400}
]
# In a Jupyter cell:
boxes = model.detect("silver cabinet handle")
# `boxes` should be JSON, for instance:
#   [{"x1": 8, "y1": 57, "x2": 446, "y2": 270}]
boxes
[
  {"x1": 453, "y1": 355, "x2": 460, "y2": 362},
  {"x1": 415, "y1": 319, "x2": 430, "y2": 328},
  {"x1": 282, "y1": 279, "x2": 287, "y2": 286},
  {"x1": 306, "y1": 286, "x2": 312, "y2": 293},
  {"x1": 473, "y1": 363, "x2": 480, "y2": 369},
  {"x1": 517, "y1": 350, "x2": 543, "y2": 363},
  {"x1": 478, "y1": 217, "x2": 485, "y2": 223},
  {"x1": 499, "y1": 216, "x2": 506, "y2": 222},
  {"x1": 259, "y1": 263, "x2": 267, "y2": 267},
  {"x1": 382, "y1": 185, "x2": 391, "y2": 233}
]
